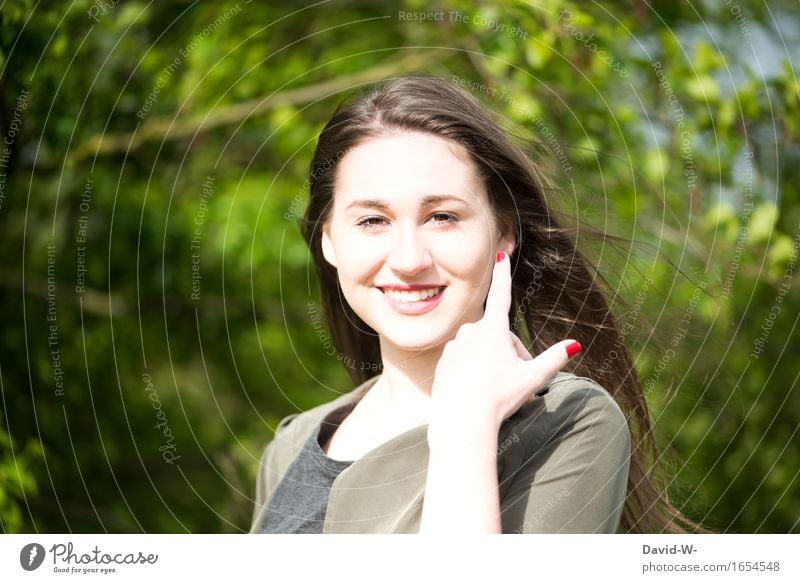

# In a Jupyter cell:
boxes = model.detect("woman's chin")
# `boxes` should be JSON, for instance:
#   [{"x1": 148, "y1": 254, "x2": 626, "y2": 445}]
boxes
[{"x1": 379, "y1": 330, "x2": 447, "y2": 354}]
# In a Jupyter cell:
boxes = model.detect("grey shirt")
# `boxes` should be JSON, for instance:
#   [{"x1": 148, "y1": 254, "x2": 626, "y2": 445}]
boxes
[{"x1": 259, "y1": 402, "x2": 356, "y2": 533}]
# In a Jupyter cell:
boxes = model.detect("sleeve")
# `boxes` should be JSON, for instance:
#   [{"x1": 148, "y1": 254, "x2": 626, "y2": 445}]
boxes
[
  {"x1": 499, "y1": 383, "x2": 631, "y2": 533},
  {"x1": 249, "y1": 413, "x2": 299, "y2": 533}
]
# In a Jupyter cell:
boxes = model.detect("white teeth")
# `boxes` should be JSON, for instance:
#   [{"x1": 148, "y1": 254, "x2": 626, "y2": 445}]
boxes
[{"x1": 383, "y1": 287, "x2": 442, "y2": 302}]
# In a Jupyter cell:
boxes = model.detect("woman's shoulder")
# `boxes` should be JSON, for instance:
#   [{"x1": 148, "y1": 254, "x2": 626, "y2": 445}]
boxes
[
  {"x1": 504, "y1": 371, "x2": 630, "y2": 445},
  {"x1": 541, "y1": 371, "x2": 626, "y2": 416}
]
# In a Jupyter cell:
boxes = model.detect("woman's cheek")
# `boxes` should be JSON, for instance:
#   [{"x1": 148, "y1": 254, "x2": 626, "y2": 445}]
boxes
[
  {"x1": 339, "y1": 234, "x2": 382, "y2": 272},
  {"x1": 438, "y1": 240, "x2": 490, "y2": 280}
]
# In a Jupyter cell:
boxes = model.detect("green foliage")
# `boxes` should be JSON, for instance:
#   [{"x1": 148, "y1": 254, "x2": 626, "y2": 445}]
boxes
[{"x1": 1, "y1": 0, "x2": 798, "y2": 533}]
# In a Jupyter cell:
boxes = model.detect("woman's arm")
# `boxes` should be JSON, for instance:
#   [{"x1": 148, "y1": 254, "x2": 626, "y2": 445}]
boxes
[
  {"x1": 418, "y1": 252, "x2": 578, "y2": 533},
  {"x1": 419, "y1": 416, "x2": 503, "y2": 533}
]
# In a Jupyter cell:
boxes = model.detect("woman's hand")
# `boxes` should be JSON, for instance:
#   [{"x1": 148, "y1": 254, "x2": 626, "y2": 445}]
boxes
[{"x1": 429, "y1": 251, "x2": 581, "y2": 435}]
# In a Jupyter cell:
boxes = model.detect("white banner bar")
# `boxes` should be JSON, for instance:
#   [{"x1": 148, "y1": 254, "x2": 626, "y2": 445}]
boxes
[{"x1": 1, "y1": 534, "x2": 797, "y2": 582}]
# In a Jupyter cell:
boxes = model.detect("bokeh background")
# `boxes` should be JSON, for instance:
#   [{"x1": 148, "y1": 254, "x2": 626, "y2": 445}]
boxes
[{"x1": 1, "y1": 0, "x2": 798, "y2": 533}]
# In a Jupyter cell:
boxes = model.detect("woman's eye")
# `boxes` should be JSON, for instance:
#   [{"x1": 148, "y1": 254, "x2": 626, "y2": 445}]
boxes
[
  {"x1": 356, "y1": 216, "x2": 387, "y2": 230},
  {"x1": 431, "y1": 212, "x2": 458, "y2": 225}
]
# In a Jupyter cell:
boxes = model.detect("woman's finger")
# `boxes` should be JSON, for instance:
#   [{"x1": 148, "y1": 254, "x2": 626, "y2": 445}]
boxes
[
  {"x1": 483, "y1": 250, "x2": 512, "y2": 330},
  {"x1": 521, "y1": 339, "x2": 582, "y2": 395},
  {"x1": 510, "y1": 331, "x2": 533, "y2": 361}
]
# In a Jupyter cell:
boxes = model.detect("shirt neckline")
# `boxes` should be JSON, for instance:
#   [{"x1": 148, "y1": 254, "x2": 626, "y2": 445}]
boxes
[
  {"x1": 307, "y1": 369, "x2": 543, "y2": 472},
  {"x1": 308, "y1": 402, "x2": 358, "y2": 472},
  {"x1": 311, "y1": 379, "x2": 432, "y2": 470}
]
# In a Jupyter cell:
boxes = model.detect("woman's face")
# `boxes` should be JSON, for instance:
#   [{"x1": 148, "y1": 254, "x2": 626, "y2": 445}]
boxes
[{"x1": 321, "y1": 130, "x2": 515, "y2": 353}]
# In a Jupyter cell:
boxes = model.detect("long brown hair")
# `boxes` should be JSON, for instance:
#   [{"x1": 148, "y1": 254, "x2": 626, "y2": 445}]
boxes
[{"x1": 299, "y1": 76, "x2": 705, "y2": 533}]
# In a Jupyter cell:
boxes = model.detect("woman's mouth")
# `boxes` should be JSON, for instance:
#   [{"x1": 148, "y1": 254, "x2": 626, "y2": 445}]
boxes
[{"x1": 379, "y1": 286, "x2": 446, "y2": 315}]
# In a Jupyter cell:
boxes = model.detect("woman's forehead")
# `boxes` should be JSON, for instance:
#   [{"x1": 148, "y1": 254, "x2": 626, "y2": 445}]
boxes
[{"x1": 333, "y1": 131, "x2": 487, "y2": 207}]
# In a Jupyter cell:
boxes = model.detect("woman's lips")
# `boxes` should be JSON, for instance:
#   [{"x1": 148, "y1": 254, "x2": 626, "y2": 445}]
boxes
[{"x1": 379, "y1": 286, "x2": 446, "y2": 315}]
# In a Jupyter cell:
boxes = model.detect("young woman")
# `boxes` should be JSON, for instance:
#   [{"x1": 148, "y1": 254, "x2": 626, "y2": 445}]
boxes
[{"x1": 250, "y1": 76, "x2": 700, "y2": 534}]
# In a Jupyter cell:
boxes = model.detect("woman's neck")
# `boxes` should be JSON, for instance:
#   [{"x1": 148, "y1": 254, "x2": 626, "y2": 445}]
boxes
[{"x1": 369, "y1": 341, "x2": 444, "y2": 419}]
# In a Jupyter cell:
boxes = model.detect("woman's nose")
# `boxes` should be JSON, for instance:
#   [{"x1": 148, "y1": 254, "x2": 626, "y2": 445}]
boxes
[{"x1": 386, "y1": 226, "x2": 432, "y2": 274}]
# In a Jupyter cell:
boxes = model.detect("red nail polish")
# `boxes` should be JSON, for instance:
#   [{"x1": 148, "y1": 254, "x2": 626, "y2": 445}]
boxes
[
  {"x1": 495, "y1": 251, "x2": 505, "y2": 263},
  {"x1": 566, "y1": 341, "x2": 582, "y2": 358}
]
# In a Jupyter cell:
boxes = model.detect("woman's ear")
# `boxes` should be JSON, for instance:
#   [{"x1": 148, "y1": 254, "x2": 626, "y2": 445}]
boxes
[
  {"x1": 321, "y1": 226, "x2": 338, "y2": 268},
  {"x1": 498, "y1": 228, "x2": 516, "y2": 257}
]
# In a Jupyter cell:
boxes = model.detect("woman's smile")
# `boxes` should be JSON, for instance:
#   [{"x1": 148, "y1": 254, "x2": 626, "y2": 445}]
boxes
[{"x1": 379, "y1": 285, "x2": 447, "y2": 315}]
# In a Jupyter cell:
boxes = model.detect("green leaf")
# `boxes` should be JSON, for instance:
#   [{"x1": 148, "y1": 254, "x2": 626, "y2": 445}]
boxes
[{"x1": 748, "y1": 203, "x2": 779, "y2": 245}]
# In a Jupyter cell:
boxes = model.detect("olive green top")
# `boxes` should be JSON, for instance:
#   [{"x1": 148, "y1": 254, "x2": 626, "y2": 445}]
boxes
[{"x1": 250, "y1": 371, "x2": 631, "y2": 534}]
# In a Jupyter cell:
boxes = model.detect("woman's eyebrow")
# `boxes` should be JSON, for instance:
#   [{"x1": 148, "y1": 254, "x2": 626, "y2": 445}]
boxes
[{"x1": 345, "y1": 194, "x2": 469, "y2": 211}]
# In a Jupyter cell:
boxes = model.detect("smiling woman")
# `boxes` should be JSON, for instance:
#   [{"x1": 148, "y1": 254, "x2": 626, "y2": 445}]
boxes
[
  {"x1": 321, "y1": 131, "x2": 510, "y2": 353},
  {"x1": 250, "y1": 76, "x2": 704, "y2": 534}
]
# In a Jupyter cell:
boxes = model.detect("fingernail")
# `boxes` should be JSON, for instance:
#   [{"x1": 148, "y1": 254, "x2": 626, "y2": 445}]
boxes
[
  {"x1": 495, "y1": 251, "x2": 505, "y2": 263},
  {"x1": 565, "y1": 341, "x2": 582, "y2": 358}
]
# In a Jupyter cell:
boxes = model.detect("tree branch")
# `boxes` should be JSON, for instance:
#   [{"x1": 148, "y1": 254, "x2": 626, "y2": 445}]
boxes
[{"x1": 72, "y1": 49, "x2": 451, "y2": 161}]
